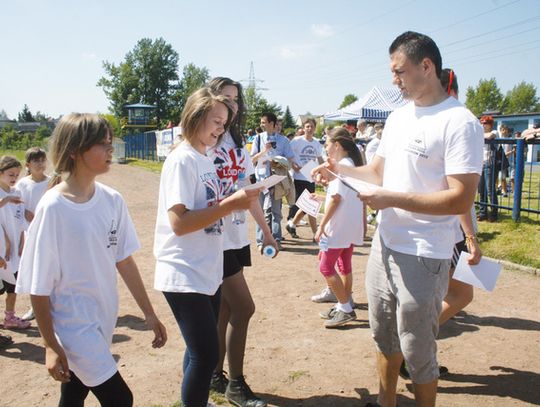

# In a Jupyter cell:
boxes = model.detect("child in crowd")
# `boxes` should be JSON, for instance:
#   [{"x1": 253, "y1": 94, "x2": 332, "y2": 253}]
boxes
[
  {"x1": 0, "y1": 156, "x2": 29, "y2": 330},
  {"x1": 16, "y1": 147, "x2": 51, "y2": 321},
  {"x1": 207, "y1": 77, "x2": 276, "y2": 407},
  {"x1": 16, "y1": 113, "x2": 167, "y2": 406},
  {"x1": 314, "y1": 128, "x2": 364, "y2": 328},
  {"x1": 153, "y1": 88, "x2": 260, "y2": 407}
]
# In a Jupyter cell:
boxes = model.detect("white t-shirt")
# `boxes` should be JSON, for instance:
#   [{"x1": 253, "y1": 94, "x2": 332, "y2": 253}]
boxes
[
  {"x1": 0, "y1": 187, "x2": 25, "y2": 272},
  {"x1": 290, "y1": 137, "x2": 323, "y2": 181},
  {"x1": 15, "y1": 182, "x2": 140, "y2": 386},
  {"x1": 376, "y1": 97, "x2": 483, "y2": 259},
  {"x1": 324, "y1": 158, "x2": 364, "y2": 248},
  {"x1": 154, "y1": 142, "x2": 223, "y2": 295},
  {"x1": 16, "y1": 175, "x2": 50, "y2": 229},
  {"x1": 365, "y1": 138, "x2": 381, "y2": 164},
  {"x1": 207, "y1": 132, "x2": 255, "y2": 251}
]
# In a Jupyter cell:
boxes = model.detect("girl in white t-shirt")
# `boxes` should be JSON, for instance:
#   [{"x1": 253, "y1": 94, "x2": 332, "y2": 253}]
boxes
[
  {"x1": 16, "y1": 147, "x2": 51, "y2": 322},
  {"x1": 207, "y1": 77, "x2": 277, "y2": 406},
  {"x1": 16, "y1": 113, "x2": 167, "y2": 407},
  {"x1": 0, "y1": 156, "x2": 29, "y2": 330},
  {"x1": 154, "y1": 87, "x2": 261, "y2": 407},
  {"x1": 313, "y1": 128, "x2": 364, "y2": 328}
]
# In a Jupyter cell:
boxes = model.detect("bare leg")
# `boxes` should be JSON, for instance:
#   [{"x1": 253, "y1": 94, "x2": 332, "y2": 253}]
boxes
[
  {"x1": 341, "y1": 273, "x2": 353, "y2": 301},
  {"x1": 307, "y1": 214, "x2": 317, "y2": 236},
  {"x1": 440, "y1": 273, "x2": 473, "y2": 325},
  {"x1": 5, "y1": 293, "x2": 16, "y2": 312},
  {"x1": 376, "y1": 351, "x2": 402, "y2": 407},
  {"x1": 325, "y1": 274, "x2": 349, "y2": 304},
  {"x1": 292, "y1": 209, "x2": 305, "y2": 226},
  {"x1": 220, "y1": 270, "x2": 255, "y2": 379},
  {"x1": 413, "y1": 379, "x2": 438, "y2": 407},
  {"x1": 215, "y1": 292, "x2": 231, "y2": 373}
]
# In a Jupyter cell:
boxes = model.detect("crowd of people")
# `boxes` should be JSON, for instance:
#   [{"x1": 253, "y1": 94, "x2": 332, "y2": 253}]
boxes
[{"x1": 0, "y1": 30, "x2": 538, "y2": 407}]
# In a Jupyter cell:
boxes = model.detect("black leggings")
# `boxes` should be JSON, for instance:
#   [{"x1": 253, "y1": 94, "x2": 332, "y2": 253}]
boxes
[
  {"x1": 59, "y1": 371, "x2": 132, "y2": 407},
  {"x1": 163, "y1": 289, "x2": 221, "y2": 407}
]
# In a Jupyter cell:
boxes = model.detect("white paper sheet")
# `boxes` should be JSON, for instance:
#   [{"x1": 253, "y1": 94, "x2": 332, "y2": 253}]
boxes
[
  {"x1": 327, "y1": 170, "x2": 381, "y2": 194},
  {"x1": 452, "y1": 252, "x2": 502, "y2": 292},
  {"x1": 243, "y1": 175, "x2": 286, "y2": 191},
  {"x1": 295, "y1": 189, "x2": 322, "y2": 217},
  {"x1": 299, "y1": 160, "x2": 319, "y2": 182}
]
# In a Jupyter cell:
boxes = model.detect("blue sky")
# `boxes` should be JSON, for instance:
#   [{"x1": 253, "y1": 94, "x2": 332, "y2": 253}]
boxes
[{"x1": 1, "y1": 0, "x2": 539, "y2": 121}]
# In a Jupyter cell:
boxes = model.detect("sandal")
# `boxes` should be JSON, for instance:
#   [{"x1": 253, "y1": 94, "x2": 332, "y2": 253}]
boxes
[{"x1": 3, "y1": 312, "x2": 31, "y2": 329}]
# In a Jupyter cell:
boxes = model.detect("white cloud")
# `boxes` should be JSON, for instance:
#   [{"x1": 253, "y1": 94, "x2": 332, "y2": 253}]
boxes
[{"x1": 311, "y1": 24, "x2": 334, "y2": 38}]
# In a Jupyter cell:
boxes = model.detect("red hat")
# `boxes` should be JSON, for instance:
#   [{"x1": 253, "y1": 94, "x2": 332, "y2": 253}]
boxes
[{"x1": 480, "y1": 115, "x2": 494, "y2": 124}]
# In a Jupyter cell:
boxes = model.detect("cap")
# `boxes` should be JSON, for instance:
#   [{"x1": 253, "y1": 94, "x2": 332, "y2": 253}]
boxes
[{"x1": 480, "y1": 115, "x2": 494, "y2": 124}]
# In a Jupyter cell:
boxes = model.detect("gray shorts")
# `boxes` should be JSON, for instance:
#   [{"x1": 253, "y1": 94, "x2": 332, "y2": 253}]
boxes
[{"x1": 365, "y1": 231, "x2": 450, "y2": 384}]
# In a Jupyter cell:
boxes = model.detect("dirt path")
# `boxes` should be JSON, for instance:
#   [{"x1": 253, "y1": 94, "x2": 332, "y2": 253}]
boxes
[{"x1": 1, "y1": 163, "x2": 539, "y2": 406}]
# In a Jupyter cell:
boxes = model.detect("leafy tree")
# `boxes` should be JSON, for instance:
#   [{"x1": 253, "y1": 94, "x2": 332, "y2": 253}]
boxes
[
  {"x1": 98, "y1": 37, "x2": 180, "y2": 126},
  {"x1": 34, "y1": 111, "x2": 52, "y2": 123},
  {"x1": 18, "y1": 104, "x2": 34, "y2": 122},
  {"x1": 169, "y1": 63, "x2": 210, "y2": 125},
  {"x1": 465, "y1": 78, "x2": 503, "y2": 116},
  {"x1": 339, "y1": 94, "x2": 358, "y2": 109},
  {"x1": 244, "y1": 87, "x2": 282, "y2": 131},
  {"x1": 282, "y1": 106, "x2": 295, "y2": 130},
  {"x1": 101, "y1": 114, "x2": 123, "y2": 138},
  {"x1": 503, "y1": 82, "x2": 540, "y2": 114}
]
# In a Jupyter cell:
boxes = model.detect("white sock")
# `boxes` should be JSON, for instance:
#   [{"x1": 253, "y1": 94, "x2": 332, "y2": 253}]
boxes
[
  {"x1": 337, "y1": 301, "x2": 353, "y2": 313},
  {"x1": 288, "y1": 220, "x2": 295, "y2": 228}
]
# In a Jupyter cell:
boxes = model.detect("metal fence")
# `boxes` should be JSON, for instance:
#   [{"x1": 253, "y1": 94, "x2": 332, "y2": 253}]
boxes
[
  {"x1": 477, "y1": 138, "x2": 539, "y2": 222},
  {"x1": 124, "y1": 131, "x2": 157, "y2": 161}
]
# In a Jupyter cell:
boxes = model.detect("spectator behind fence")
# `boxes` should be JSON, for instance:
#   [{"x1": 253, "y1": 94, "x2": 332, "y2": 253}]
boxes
[{"x1": 478, "y1": 115, "x2": 498, "y2": 222}]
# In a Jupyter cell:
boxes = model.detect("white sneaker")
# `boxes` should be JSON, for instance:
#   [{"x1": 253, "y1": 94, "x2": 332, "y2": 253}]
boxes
[
  {"x1": 22, "y1": 308, "x2": 35, "y2": 321},
  {"x1": 298, "y1": 220, "x2": 308, "y2": 226},
  {"x1": 310, "y1": 287, "x2": 337, "y2": 303}
]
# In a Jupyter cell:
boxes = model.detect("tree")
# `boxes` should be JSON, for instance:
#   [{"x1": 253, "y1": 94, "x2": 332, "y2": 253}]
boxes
[
  {"x1": 465, "y1": 78, "x2": 504, "y2": 116},
  {"x1": 339, "y1": 94, "x2": 358, "y2": 109},
  {"x1": 504, "y1": 82, "x2": 540, "y2": 114},
  {"x1": 98, "y1": 37, "x2": 180, "y2": 126},
  {"x1": 244, "y1": 87, "x2": 282, "y2": 131},
  {"x1": 101, "y1": 114, "x2": 123, "y2": 138},
  {"x1": 282, "y1": 106, "x2": 295, "y2": 130},
  {"x1": 0, "y1": 110, "x2": 8, "y2": 120},
  {"x1": 18, "y1": 104, "x2": 34, "y2": 122},
  {"x1": 169, "y1": 63, "x2": 210, "y2": 124}
]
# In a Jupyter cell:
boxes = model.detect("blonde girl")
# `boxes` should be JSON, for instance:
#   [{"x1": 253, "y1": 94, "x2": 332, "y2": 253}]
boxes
[
  {"x1": 314, "y1": 128, "x2": 364, "y2": 328},
  {"x1": 0, "y1": 156, "x2": 29, "y2": 330},
  {"x1": 16, "y1": 113, "x2": 167, "y2": 406},
  {"x1": 153, "y1": 88, "x2": 260, "y2": 407}
]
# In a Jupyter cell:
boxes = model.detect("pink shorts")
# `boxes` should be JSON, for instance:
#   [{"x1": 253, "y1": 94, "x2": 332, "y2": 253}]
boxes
[{"x1": 319, "y1": 245, "x2": 354, "y2": 277}]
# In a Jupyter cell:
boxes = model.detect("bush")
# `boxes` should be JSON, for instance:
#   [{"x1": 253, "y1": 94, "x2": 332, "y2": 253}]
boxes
[{"x1": 0, "y1": 125, "x2": 49, "y2": 150}]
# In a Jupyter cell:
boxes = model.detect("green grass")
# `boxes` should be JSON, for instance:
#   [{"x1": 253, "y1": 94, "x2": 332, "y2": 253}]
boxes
[
  {"x1": 477, "y1": 213, "x2": 540, "y2": 269},
  {"x1": 0, "y1": 150, "x2": 26, "y2": 161},
  {"x1": 125, "y1": 157, "x2": 164, "y2": 173}
]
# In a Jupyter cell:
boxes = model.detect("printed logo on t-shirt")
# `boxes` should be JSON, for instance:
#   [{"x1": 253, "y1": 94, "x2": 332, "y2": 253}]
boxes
[
  {"x1": 201, "y1": 171, "x2": 223, "y2": 235},
  {"x1": 213, "y1": 145, "x2": 247, "y2": 198},
  {"x1": 14, "y1": 205, "x2": 23, "y2": 220},
  {"x1": 405, "y1": 131, "x2": 428, "y2": 159},
  {"x1": 107, "y1": 220, "x2": 118, "y2": 248},
  {"x1": 298, "y1": 145, "x2": 319, "y2": 165}
]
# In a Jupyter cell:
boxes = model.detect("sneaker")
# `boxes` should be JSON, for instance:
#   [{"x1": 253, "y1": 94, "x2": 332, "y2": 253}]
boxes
[
  {"x1": 285, "y1": 224, "x2": 299, "y2": 238},
  {"x1": 298, "y1": 219, "x2": 308, "y2": 226},
  {"x1": 399, "y1": 360, "x2": 449, "y2": 380},
  {"x1": 226, "y1": 376, "x2": 267, "y2": 407},
  {"x1": 210, "y1": 370, "x2": 229, "y2": 394},
  {"x1": 319, "y1": 306, "x2": 336, "y2": 320},
  {"x1": 3, "y1": 312, "x2": 31, "y2": 329},
  {"x1": 324, "y1": 310, "x2": 357, "y2": 328},
  {"x1": 22, "y1": 308, "x2": 35, "y2": 321},
  {"x1": 310, "y1": 287, "x2": 337, "y2": 303}
]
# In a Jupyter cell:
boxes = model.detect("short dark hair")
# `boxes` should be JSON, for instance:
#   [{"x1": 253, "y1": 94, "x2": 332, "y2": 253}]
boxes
[
  {"x1": 440, "y1": 68, "x2": 458, "y2": 95},
  {"x1": 25, "y1": 147, "x2": 47, "y2": 163},
  {"x1": 389, "y1": 31, "x2": 442, "y2": 77},
  {"x1": 261, "y1": 112, "x2": 277, "y2": 126}
]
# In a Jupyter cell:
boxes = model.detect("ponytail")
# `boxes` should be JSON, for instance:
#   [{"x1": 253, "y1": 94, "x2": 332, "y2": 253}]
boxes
[{"x1": 328, "y1": 128, "x2": 364, "y2": 167}]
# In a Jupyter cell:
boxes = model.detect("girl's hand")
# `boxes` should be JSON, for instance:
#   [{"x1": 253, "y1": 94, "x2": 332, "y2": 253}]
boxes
[
  {"x1": 0, "y1": 195, "x2": 23, "y2": 208},
  {"x1": 262, "y1": 235, "x2": 279, "y2": 257},
  {"x1": 314, "y1": 226, "x2": 326, "y2": 243},
  {"x1": 310, "y1": 193, "x2": 325, "y2": 202},
  {"x1": 145, "y1": 314, "x2": 167, "y2": 348},
  {"x1": 312, "y1": 159, "x2": 337, "y2": 187},
  {"x1": 5, "y1": 238, "x2": 11, "y2": 262},
  {"x1": 46, "y1": 345, "x2": 71, "y2": 383},
  {"x1": 223, "y1": 188, "x2": 261, "y2": 211}
]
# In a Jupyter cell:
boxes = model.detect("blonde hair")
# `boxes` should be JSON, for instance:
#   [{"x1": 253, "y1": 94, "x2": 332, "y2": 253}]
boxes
[
  {"x1": 180, "y1": 87, "x2": 233, "y2": 144},
  {"x1": 48, "y1": 113, "x2": 113, "y2": 187}
]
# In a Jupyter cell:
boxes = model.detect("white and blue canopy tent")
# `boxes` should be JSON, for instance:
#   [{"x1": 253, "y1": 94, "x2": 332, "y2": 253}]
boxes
[{"x1": 324, "y1": 86, "x2": 407, "y2": 122}]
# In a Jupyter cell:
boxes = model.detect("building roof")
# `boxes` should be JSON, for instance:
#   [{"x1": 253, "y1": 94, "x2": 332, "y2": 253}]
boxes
[{"x1": 124, "y1": 103, "x2": 156, "y2": 109}]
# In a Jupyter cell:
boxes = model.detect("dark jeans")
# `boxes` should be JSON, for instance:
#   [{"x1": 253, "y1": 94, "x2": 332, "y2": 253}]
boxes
[
  {"x1": 163, "y1": 289, "x2": 221, "y2": 407},
  {"x1": 478, "y1": 160, "x2": 498, "y2": 220},
  {"x1": 59, "y1": 371, "x2": 132, "y2": 407}
]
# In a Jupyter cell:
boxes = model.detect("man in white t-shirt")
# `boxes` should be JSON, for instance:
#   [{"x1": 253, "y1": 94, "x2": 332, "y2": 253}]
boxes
[
  {"x1": 286, "y1": 117, "x2": 324, "y2": 239},
  {"x1": 315, "y1": 31, "x2": 483, "y2": 407}
]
